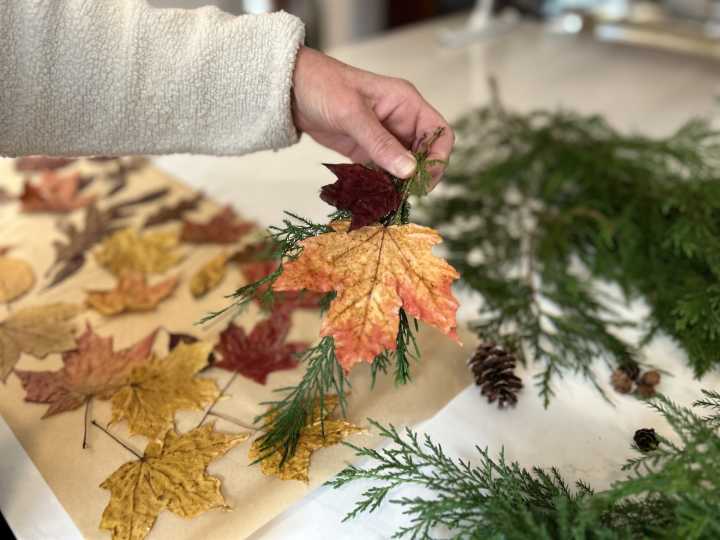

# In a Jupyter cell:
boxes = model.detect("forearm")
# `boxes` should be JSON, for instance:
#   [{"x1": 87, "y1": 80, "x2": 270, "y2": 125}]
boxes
[{"x1": 0, "y1": 0, "x2": 304, "y2": 157}]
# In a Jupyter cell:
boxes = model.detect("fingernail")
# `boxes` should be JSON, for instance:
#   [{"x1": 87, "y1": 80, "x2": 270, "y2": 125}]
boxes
[{"x1": 393, "y1": 153, "x2": 416, "y2": 178}]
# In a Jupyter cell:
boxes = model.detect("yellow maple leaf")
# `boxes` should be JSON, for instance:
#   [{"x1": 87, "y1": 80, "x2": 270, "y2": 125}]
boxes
[
  {"x1": 0, "y1": 303, "x2": 81, "y2": 382},
  {"x1": 0, "y1": 256, "x2": 35, "y2": 303},
  {"x1": 273, "y1": 221, "x2": 460, "y2": 371},
  {"x1": 100, "y1": 423, "x2": 247, "y2": 540},
  {"x1": 94, "y1": 228, "x2": 181, "y2": 276},
  {"x1": 86, "y1": 271, "x2": 178, "y2": 316},
  {"x1": 110, "y1": 341, "x2": 218, "y2": 440},
  {"x1": 189, "y1": 252, "x2": 229, "y2": 298},
  {"x1": 249, "y1": 395, "x2": 363, "y2": 482}
]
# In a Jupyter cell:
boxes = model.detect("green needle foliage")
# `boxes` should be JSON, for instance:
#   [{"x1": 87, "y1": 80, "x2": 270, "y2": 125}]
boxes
[
  {"x1": 330, "y1": 389, "x2": 720, "y2": 539},
  {"x1": 424, "y1": 94, "x2": 720, "y2": 404}
]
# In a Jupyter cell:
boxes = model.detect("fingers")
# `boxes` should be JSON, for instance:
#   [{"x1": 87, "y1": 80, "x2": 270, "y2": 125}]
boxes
[{"x1": 339, "y1": 101, "x2": 417, "y2": 179}]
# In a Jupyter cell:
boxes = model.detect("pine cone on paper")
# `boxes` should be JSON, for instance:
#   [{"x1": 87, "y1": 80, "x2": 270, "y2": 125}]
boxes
[{"x1": 469, "y1": 343, "x2": 523, "y2": 409}]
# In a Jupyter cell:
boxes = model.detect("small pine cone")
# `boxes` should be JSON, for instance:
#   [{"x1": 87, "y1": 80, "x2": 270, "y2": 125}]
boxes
[
  {"x1": 469, "y1": 343, "x2": 523, "y2": 408},
  {"x1": 636, "y1": 383, "x2": 656, "y2": 399},
  {"x1": 619, "y1": 363, "x2": 640, "y2": 382},
  {"x1": 638, "y1": 370, "x2": 661, "y2": 387},
  {"x1": 634, "y1": 428, "x2": 659, "y2": 452},
  {"x1": 611, "y1": 369, "x2": 633, "y2": 394}
]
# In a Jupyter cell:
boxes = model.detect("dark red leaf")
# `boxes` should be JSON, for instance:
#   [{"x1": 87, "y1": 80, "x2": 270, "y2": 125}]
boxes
[
  {"x1": 181, "y1": 206, "x2": 255, "y2": 244},
  {"x1": 320, "y1": 163, "x2": 401, "y2": 230}
]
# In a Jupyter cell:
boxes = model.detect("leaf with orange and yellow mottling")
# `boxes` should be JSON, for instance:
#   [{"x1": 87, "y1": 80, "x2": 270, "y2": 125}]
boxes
[{"x1": 273, "y1": 221, "x2": 460, "y2": 371}]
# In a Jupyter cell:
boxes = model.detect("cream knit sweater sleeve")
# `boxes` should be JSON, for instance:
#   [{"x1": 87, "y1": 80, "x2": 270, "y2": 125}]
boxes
[{"x1": 0, "y1": 0, "x2": 305, "y2": 157}]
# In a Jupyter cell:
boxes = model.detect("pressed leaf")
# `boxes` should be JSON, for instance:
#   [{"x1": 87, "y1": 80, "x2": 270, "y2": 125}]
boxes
[
  {"x1": 249, "y1": 395, "x2": 362, "y2": 482},
  {"x1": 189, "y1": 252, "x2": 229, "y2": 298},
  {"x1": 20, "y1": 171, "x2": 95, "y2": 213},
  {"x1": 99, "y1": 423, "x2": 247, "y2": 540},
  {"x1": 241, "y1": 260, "x2": 324, "y2": 311},
  {"x1": 95, "y1": 228, "x2": 181, "y2": 277},
  {"x1": 0, "y1": 256, "x2": 35, "y2": 303},
  {"x1": 86, "y1": 272, "x2": 178, "y2": 316},
  {"x1": 0, "y1": 303, "x2": 81, "y2": 382},
  {"x1": 181, "y1": 206, "x2": 255, "y2": 244},
  {"x1": 110, "y1": 341, "x2": 218, "y2": 440},
  {"x1": 15, "y1": 156, "x2": 76, "y2": 171},
  {"x1": 167, "y1": 332, "x2": 215, "y2": 365},
  {"x1": 143, "y1": 193, "x2": 203, "y2": 228},
  {"x1": 16, "y1": 325, "x2": 157, "y2": 417},
  {"x1": 273, "y1": 221, "x2": 460, "y2": 370},
  {"x1": 214, "y1": 309, "x2": 306, "y2": 384},
  {"x1": 320, "y1": 163, "x2": 401, "y2": 230}
]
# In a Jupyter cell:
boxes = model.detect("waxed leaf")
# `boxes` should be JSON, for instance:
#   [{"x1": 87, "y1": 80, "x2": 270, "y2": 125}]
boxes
[
  {"x1": 110, "y1": 341, "x2": 218, "y2": 440},
  {"x1": 16, "y1": 325, "x2": 157, "y2": 417},
  {"x1": 86, "y1": 272, "x2": 178, "y2": 316},
  {"x1": 15, "y1": 156, "x2": 76, "y2": 171},
  {"x1": 250, "y1": 395, "x2": 362, "y2": 482},
  {"x1": 0, "y1": 256, "x2": 35, "y2": 303},
  {"x1": 95, "y1": 228, "x2": 181, "y2": 276},
  {"x1": 20, "y1": 171, "x2": 95, "y2": 213},
  {"x1": 214, "y1": 309, "x2": 306, "y2": 384},
  {"x1": 100, "y1": 423, "x2": 247, "y2": 540},
  {"x1": 273, "y1": 221, "x2": 460, "y2": 370},
  {"x1": 0, "y1": 303, "x2": 81, "y2": 382},
  {"x1": 181, "y1": 206, "x2": 254, "y2": 244},
  {"x1": 143, "y1": 193, "x2": 203, "y2": 228},
  {"x1": 189, "y1": 252, "x2": 229, "y2": 298},
  {"x1": 320, "y1": 163, "x2": 401, "y2": 230}
]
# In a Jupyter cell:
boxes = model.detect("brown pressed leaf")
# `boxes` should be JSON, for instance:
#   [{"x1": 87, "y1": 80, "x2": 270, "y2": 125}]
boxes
[
  {"x1": 273, "y1": 221, "x2": 460, "y2": 371},
  {"x1": 181, "y1": 206, "x2": 255, "y2": 244},
  {"x1": 16, "y1": 325, "x2": 157, "y2": 417},
  {"x1": 320, "y1": 163, "x2": 402, "y2": 230},
  {"x1": 86, "y1": 272, "x2": 178, "y2": 316},
  {"x1": 15, "y1": 156, "x2": 76, "y2": 171},
  {"x1": 143, "y1": 193, "x2": 204, "y2": 228},
  {"x1": 214, "y1": 309, "x2": 306, "y2": 384},
  {"x1": 100, "y1": 424, "x2": 247, "y2": 540},
  {"x1": 94, "y1": 229, "x2": 181, "y2": 277},
  {"x1": 190, "y1": 252, "x2": 229, "y2": 298},
  {"x1": 0, "y1": 303, "x2": 81, "y2": 382},
  {"x1": 250, "y1": 395, "x2": 362, "y2": 482},
  {"x1": 20, "y1": 171, "x2": 95, "y2": 213},
  {"x1": 0, "y1": 256, "x2": 35, "y2": 303},
  {"x1": 110, "y1": 341, "x2": 218, "y2": 440}
]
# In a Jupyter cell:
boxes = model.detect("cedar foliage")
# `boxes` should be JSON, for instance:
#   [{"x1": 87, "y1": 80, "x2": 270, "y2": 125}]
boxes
[
  {"x1": 330, "y1": 390, "x2": 720, "y2": 539},
  {"x1": 423, "y1": 96, "x2": 720, "y2": 404}
]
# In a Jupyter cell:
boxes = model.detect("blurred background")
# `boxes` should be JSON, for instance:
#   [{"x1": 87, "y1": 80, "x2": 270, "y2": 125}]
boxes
[{"x1": 147, "y1": 0, "x2": 720, "y2": 56}]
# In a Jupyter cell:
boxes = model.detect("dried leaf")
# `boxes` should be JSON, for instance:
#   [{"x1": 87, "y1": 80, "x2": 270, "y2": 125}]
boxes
[
  {"x1": 0, "y1": 246, "x2": 11, "y2": 256},
  {"x1": 143, "y1": 193, "x2": 203, "y2": 228},
  {"x1": 0, "y1": 256, "x2": 35, "y2": 303},
  {"x1": 20, "y1": 171, "x2": 95, "y2": 213},
  {"x1": 250, "y1": 395, "x2": 362, "y2": 482},
  {"x1": 15, "y1": 156, "x2": 76, "y2": 171},
  {"x1": 0, "y1": 303, "x2": 81, "y2": 382},
  {"x1": 167, "y1": 332, "x2": 215, "y2": 365},
  {"x1": 16, "y1": 325, "x2": 157, "y2": 417},
  {"x1": 107, "y1": 188, "x2": 169, "y2": 212},
  {"x1": 214, "y1": 309, "x2": 306, "y2": 384},
  {"x1": 86, "y1": 272, "x2": 178, "y2": 316},
  {"x1": 190, "y1": 252, "x2": 229, "y2": 298},
  {"x1": 320, "y1": 163, "x2": 402, "y2": 230},
  {"x1": 100, "y1": 423, "x2": 247, "y2": 540},
  {"x1": 95, "y1": 229, "x2": 181, "y2": 277},
  {"x1": 110, "y1": 341, "x2": 218, "y2": 440},
  {"x1": 241, "y1": 260, "x2": 324, "y2": 311},
  {"x1": 274, "y1": 221, "x2": 460, "y2": 371},
  {"x1": 181, "y1": 206, "x2": 254, "y2": 244}
]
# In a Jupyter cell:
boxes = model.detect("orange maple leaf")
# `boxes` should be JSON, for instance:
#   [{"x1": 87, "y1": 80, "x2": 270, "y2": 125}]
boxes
[
  {"x1": 273, "y1": 221, "x2": 460, "y2": 371},
  {"x1": 16, "y1": 324, "x2": 157, "y2": 417},
  {"x1": 20, "y1": 170, "x2": 94, "y2": 213},
  {"x1": 86, "y1": 271, "x2": 178, "y2": 316}
]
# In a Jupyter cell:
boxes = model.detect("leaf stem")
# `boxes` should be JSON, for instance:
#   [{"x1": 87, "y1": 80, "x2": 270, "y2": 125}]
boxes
[{"x1": 91, "y1": 420, "x2": 142, "y2": 460}]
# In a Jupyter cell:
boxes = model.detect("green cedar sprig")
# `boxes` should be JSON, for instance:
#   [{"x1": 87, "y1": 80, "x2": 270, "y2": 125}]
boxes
[{"x1": 330, "y1": 390, "x2": 720, "y2": 539}]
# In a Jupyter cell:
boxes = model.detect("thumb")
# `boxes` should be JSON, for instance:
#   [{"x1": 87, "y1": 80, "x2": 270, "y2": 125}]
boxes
[{"x1": 343, "y1": 105, "x2": 416, "y2": 178}]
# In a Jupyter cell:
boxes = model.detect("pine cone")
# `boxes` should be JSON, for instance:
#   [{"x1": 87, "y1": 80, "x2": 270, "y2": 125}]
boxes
[
  {"x1": 638, "y1": 370, "x2": 661, "y2": 387},
  {"x1": 619, "y1": 363, "x2": 640, "y2": 382},
  {"x1": 634, "y1": 428, "x2": 659, "y2": 452},
  {"x1": 611, "y1": 369, "x2": 633, "y2": 394},
  {"x1": 469, "y1": 343, "x2": 523, "y2": 408}
]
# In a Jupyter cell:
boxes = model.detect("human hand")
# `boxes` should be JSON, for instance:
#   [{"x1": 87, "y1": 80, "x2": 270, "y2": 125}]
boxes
[{"x1": 291, "y1": 47, "x2": 454, "y2": 187}]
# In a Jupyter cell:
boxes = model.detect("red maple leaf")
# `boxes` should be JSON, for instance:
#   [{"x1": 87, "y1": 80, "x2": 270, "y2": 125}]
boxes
[
  {"x1": 320, "y1": 163, "x2": 402, "y2": 231},
  {"x1": 214, "y1": 309, "x2": 307, "y2": 384},
  {"x1": 241, "y1": 260, "x2": 324, "y2": 310},
  {"x1": 20, "y1": 170, "x2": 95, "y2": 213},
  {"x1": 181, "y1": 206, "x2": 255, "y2": 244}
]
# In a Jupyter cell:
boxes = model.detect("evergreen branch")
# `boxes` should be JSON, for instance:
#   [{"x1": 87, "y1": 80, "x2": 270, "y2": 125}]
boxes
[{"x1": 331, "y1": 389, "x2": 720, "y2": 539}]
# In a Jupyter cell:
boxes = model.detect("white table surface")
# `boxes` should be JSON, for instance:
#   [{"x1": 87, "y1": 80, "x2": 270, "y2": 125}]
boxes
[{"x1": 3, "y1": 14, "x2": 720, "y2": 540}]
